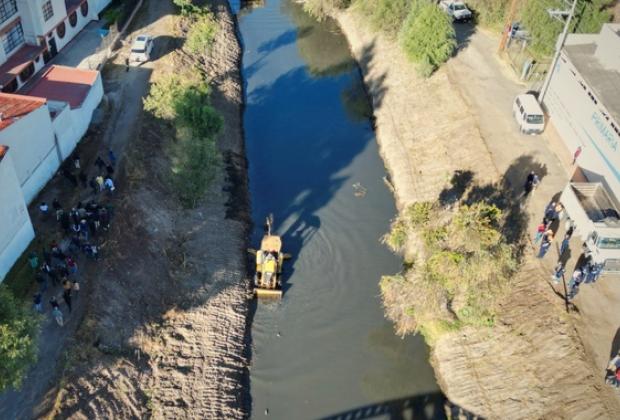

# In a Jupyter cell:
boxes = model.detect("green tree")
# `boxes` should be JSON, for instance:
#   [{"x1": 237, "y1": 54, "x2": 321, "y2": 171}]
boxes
[
  {"x1": 467, "y1": 0, "x2": 510, "y2": 29},
  {"x1": 173, "y1": 0, "x2": 197, "y2": 15},
  {"x1": 143, "y1": 74, "x2": 189, "y2": 120},
  {"x1": 400, "y1": 4, "x2": 456, "y2": 77},
  {"x1": 0, "y1": 285, "x2": 39, "y2": 391},
  {"x1": 521, "y1": 0, "x2": 613, "y2": 57}
]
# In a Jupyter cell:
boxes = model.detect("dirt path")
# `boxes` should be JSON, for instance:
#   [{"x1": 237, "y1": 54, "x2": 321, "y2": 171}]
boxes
[{"x1": 334, "y1": 8, "x2": 620, "y2": 418}]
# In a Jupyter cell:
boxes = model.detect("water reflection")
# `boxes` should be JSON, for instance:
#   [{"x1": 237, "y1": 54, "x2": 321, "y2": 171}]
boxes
[{"x1": 280, "y1": 0, "x2": 354, "y2": 77}]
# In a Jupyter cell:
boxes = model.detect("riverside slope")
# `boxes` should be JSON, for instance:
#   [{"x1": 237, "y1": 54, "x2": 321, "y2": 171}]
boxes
[{"x1": 334, "y1": 7, "x2": 620, "y2": 419}]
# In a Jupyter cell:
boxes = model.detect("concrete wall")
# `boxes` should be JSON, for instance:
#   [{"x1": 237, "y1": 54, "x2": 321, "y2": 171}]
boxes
[
  {"x1": 0, "y1": 150, "x2": 35, "y2": 281},
  {"x1": 0, "y1": 104, "x2": 60, "y2": 203},
  {"x1": 544, "y1": 52, "x2": 620, "y2": 196}
]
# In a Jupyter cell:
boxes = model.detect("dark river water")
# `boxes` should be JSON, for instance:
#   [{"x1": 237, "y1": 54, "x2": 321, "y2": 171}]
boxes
[{"x1": 231, "y1": 1, "x2": 441, "y2": 418}]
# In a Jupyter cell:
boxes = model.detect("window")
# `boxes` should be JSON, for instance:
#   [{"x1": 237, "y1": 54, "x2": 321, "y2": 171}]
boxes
[
  {"x1": 56, "y1": 21, "x2": 65, "y2": 38},
  {"x1": 2, "y1": 21, "x2": 24, "y2": 55},
  {"x1": 19, "y1": 62, "x2": 34, "y2": 83},
  {"x1": 69, "y1": 11, "x2": 77, "y2": 27},
  {"x1": 598, "y1": 237, "x2": 620, "y2": 250},
  {"x1": 80, "y1": 1, "x2": 89, "y2": 17},
  {"x1": 42, "y1": 1, "x2": 53, "y2": 22},
  {"x1": 0, "y1": 0, "x2": 17, "y2": 26},
  {"x1": 1, "y1": 78, "x2": 17, "y2": 93}
]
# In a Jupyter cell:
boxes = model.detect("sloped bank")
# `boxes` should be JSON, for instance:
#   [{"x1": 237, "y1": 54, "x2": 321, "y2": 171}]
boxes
[{"x1": 331, "y1": 7, "x2": 619, "y2": 419}]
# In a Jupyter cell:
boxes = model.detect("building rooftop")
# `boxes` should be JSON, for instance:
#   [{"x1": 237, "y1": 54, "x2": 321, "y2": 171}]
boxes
[
  {"x1": 25, "y1": 65, "x2": 99, "y2": 109},
  {"x1": 0, "y1": 93, "x2": 46, "y2": 130},
  {"x1": 564, "y1": 43, "x2": 620, "y2": 126},
  {"x1": 0, "y1": 44, "x2": 47, "y2": 88}
]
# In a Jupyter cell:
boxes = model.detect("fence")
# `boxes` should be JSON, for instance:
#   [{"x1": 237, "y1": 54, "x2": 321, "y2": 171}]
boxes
[{"x1": 504, "y1": 37, "x2": 550, "y2": 88}]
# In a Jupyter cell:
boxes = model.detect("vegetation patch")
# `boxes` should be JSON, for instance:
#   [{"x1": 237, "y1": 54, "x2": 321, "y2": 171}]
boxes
[
  {"x1": 303, "y1": 0, "x2": 351, "y2": 20},
  {"x1": 381, "y1": 201, "x2": 517, "y2": 345},
  {"x1": 355, "y1": 0, "x2": 412, "y2": 37},
  {"x1": 0, "y1": 285, "x2": 39, "y2": 391},
  {"x1": 521, "y1": 0, "x2": 613, "y2": 57},
  {"x1": 400, "y1": 3, "x2": 456, "y2": 77},
  {"x1": 143, "y1": 7, "x2": 222, "y2": 208}
]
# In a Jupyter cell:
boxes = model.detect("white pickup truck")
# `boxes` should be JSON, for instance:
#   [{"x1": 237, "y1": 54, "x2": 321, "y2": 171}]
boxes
[{"x1": 439, "y1": 1, "x2": 473, "y2": 23}]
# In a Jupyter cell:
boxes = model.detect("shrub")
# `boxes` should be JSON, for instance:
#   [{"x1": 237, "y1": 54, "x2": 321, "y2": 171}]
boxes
[
  {"x1": 173, "y1": 0, "x2": 197, "y2": 15},
  {"x1": 355, "y1": 0, "x2": 412, "y2": 37},
  {"x1": 381, "y1": 202, "x2": 517, "y2": 344},
  {"x1": 143, "y1": 74, "x2": 190, "y2": 120},
  {"x1": 0, "y1": 285, "x2": 39, "y2": 391},
  {"x1": 185, "y1": 13, "x2": 218, "y2": 60},
  {"x1": 400, "y1": 4, "x2": 456, "y2": 77}
]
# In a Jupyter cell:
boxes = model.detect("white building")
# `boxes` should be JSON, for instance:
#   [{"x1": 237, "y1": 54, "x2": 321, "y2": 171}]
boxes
[
  {"x1": 0, "y1": 0, "x2": 112, "y2": 92},
  {"x1": 0, "y1": 65, "x2": 102, "y2": 281},
  {"x1": 544, "y1": 23, "x2": 620, "y2": 270},
  {"x1": 0, "y1": 145, "x2": 35, "y2": 281}
]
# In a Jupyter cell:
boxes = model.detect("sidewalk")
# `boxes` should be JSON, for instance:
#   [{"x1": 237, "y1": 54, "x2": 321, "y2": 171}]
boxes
[{"x1": 448, "y1": 24, "x2": 620, "y2": 406}]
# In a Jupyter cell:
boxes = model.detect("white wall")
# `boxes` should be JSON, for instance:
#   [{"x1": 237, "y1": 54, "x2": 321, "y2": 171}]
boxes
[
  {"x1": 0, "y1": 104, "x2": 61, "y2": 203},
  {"x1": 52, "y1": 1, "x2": 93, "y2": 51},
  {"x1": 51, "y1": 73, "x2": 103, "y2": 161},
  {"x1": 544, "y1": 52, "x2": 620, "y2": 196},
  {"x1": 0, "y1": 150, "x2": 35, "y2": 281}
]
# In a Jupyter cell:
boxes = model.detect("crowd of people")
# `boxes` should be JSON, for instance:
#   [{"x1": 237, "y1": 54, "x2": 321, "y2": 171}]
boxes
[
  {"x1": 525, "y1": 173, "x2": 605, "y2": 303},
  {"x1": 30, "y1": 150, "x2": 117, "y2": 327}
]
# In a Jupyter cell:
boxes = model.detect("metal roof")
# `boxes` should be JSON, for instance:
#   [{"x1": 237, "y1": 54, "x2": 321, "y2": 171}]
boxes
[{"x1": 563, "y1": 43, "x2": 620, "y2": 126}]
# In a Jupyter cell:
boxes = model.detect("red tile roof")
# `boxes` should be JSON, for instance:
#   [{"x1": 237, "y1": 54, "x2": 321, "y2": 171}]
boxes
[
  {"x1": 0, "y1": 93, "x2": 46, "y2": 130},
  {"x1": 25, "y1": 65, "x2": 99, "y2": 109},
  {"x1": 0, "y1": 44, "x2": 46, "y2": 87}
]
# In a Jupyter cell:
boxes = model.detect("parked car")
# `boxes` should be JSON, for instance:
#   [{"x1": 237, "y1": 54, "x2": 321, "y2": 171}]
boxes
[
  {"x1": 439, "y1": 1, "x2": 473, "y2": 22},
  {"x1": 129, "y1": 35, "x2": 154, "y2": 63},
  {"x1": 513, "y1": 94, "x2": 545, "y2": 135},
  {"x1": 510, "y1": 22, "x2": 530, "y2": 41}
]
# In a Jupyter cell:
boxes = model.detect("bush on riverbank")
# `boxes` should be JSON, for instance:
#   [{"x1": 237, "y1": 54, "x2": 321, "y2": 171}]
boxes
[
  {"x1": 0, "y1": 285, "x2": 39, "y2": 391},
  {"x1": 400, "y1": 3, "x2": 456, "y2": 77},
  {"x1": 303, "y1": 0, "x2": 351, "y2": 20},
  {"x1": 381, "y1": 201, "x2": 517, "y2": 344}
]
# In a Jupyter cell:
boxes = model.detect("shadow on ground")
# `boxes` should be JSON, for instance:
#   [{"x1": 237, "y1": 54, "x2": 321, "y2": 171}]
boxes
[
  {"x1": 319, "y1": 393, "x2": 484, "y2": 420},
  {"x1": 439, "y1": 155, "x2": 548, "y2": 249}
]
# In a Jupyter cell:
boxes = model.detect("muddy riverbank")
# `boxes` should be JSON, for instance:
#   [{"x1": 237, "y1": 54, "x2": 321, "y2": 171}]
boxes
[
  {"x1": 333, "y1": 6, "x2": 620, "y2": 419},
  {"x1": 47, "y1": 1, "x2": 252, "y2": 418}
]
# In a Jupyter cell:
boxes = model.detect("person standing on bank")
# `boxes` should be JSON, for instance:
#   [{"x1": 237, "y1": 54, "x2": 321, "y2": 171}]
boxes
[{"x1": 524, "y1": 171, "x2": 540, "y2": 197}]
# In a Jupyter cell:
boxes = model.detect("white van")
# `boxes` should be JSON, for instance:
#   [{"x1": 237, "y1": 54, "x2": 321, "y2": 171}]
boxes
[{"x1": 513, "y1": 94, "x2": 545, "y2": 135}]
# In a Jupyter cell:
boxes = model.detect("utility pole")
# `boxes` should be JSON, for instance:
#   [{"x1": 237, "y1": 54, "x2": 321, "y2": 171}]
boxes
[
  {"x1": 498, "y1": 0, "x2": 520, "y2": 52},
  {"x1": 538, "y1": 0, "x2": 579, "y2": 106}
]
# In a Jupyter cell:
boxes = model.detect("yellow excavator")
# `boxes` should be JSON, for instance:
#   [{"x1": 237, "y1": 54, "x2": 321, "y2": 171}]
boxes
[{"x1": 249, "y1": 215, "x2": 289, "y2": 298}]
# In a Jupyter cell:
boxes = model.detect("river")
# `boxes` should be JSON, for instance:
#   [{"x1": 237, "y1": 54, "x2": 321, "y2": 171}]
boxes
[{"x1": 231, "y1": 1, "x2": 441, "y2": 418}]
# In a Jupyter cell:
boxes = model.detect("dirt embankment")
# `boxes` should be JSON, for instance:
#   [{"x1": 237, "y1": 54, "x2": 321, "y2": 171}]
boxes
[
  {"x1": 51, "y1": 1, "x2": 251, "y2": 418},
  {"x1": 334, "y1": 8, "x2": 620, "y2": 419}
]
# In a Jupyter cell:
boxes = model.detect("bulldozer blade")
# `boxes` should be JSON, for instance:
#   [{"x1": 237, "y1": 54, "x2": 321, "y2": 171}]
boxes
[{"x1": 255, "y1": 288, "x2": 283, "y2": 299}]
